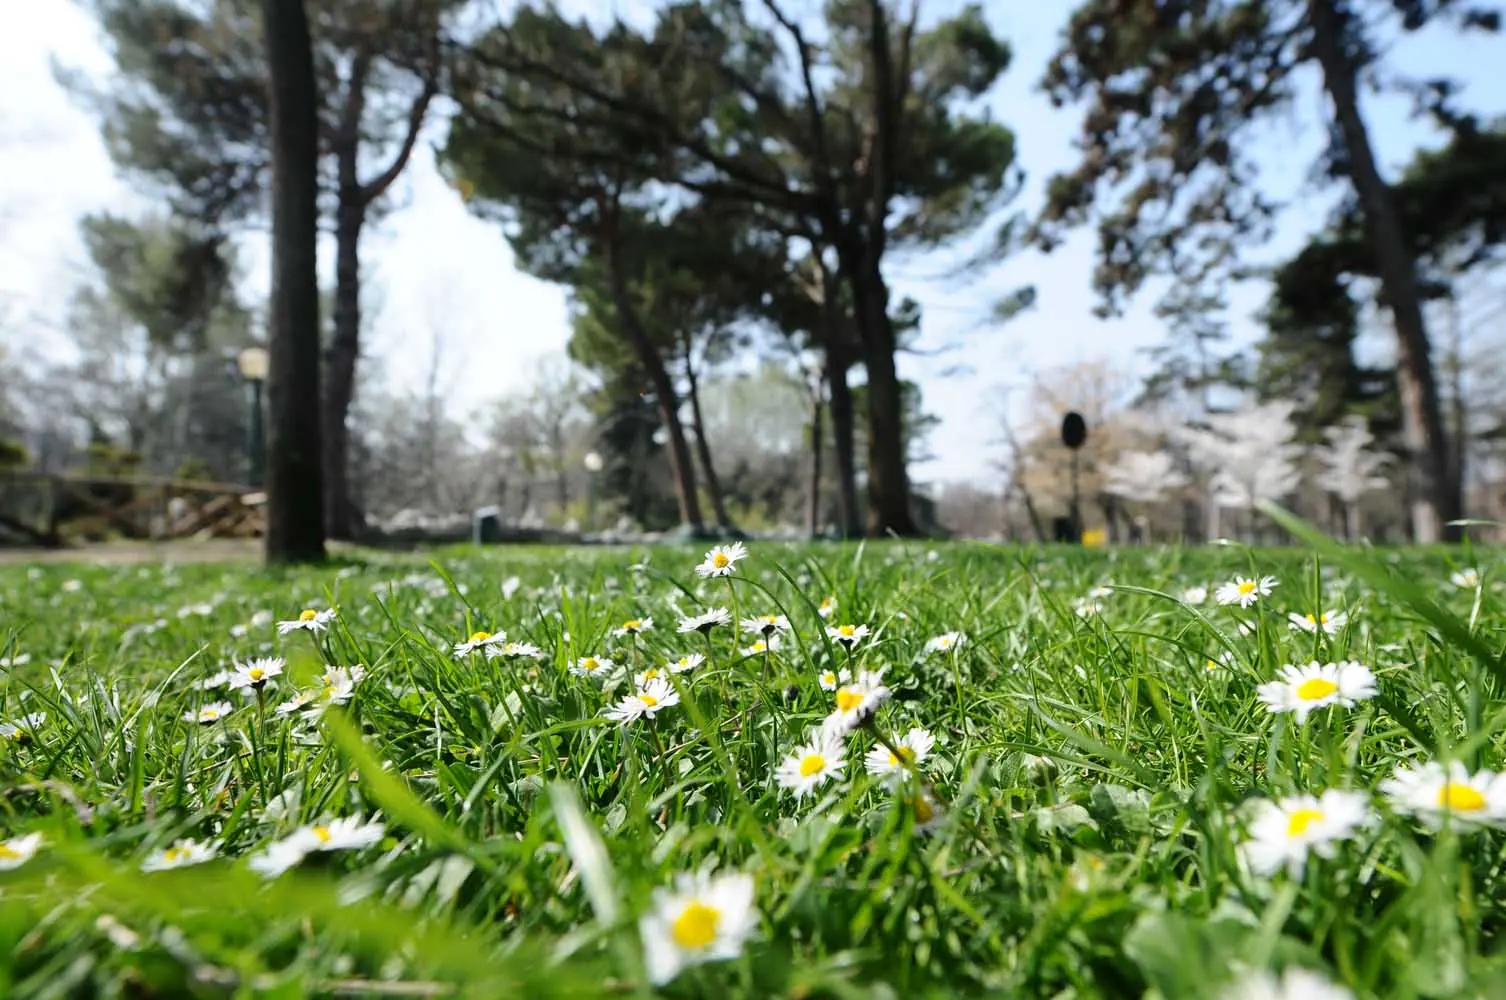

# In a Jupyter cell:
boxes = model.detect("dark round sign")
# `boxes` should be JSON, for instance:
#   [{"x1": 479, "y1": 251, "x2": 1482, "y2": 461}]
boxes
[{"x1": 1061, "y1": 411, "x2": 1088, "y2": 450}]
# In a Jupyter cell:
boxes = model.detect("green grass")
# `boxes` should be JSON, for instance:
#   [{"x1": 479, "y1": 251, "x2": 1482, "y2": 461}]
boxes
[{"x1": 1, "y1": 538, "x2": 1504, "y2": 999}]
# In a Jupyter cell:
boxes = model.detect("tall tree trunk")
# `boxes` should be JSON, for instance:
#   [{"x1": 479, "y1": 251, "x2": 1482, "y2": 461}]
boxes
[
  {"x1": 1308, "y1": 0, "x2": 1461, "y2": 543},
  {"x1": 854, "y1": 270, "x2": 917, "y2": 537},
  {"x1": 603, "y1": 244, "x2": 704, "y2": 529},
  {"x1": 260, "y1": 0, "x2": 325, "y2": 564},
  {"x1": 806, "y1": 371, "x2": 825, "y2": 537},
  {"x1": 683, "y1": 344, "x2": 732, "y2": 530},
  {"x1": 324, "y1": 198, "x2": 362, "y2": 541},
  {"x1": 827, "y1": 350, "x2": 861, "y2": 538}
]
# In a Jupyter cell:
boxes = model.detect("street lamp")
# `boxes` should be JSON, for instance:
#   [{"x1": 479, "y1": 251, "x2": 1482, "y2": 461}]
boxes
[{"x1": 236, "y1": 346, "x2": 269, "y2": 489}]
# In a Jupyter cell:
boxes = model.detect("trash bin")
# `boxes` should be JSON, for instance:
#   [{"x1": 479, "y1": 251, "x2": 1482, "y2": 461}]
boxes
[{"x1": 473, "y1": 506, "x2": 503, "y2": 545}]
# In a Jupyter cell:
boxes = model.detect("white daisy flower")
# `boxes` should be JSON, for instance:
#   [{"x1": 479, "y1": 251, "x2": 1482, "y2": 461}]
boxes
[
  {"x1": 825, "y1": 623, "x2": 871, "y2": 648},
  {"x1": 453, "y1": 629, "x2": 507, "y2": 657},
  {"x1": 141, "y1": 838, "x2": 216, "y2": 872},
  {"x1": 740, "y1": 614, "x2": 789, "y2": 637},
  {"x1": 864, "y1": 727, "x2": 936, "y2": 783},
  {"x1": 923, "y1": 632, "x2": 964, "y2": 655},
  {"x1": 1219, "y1": 967, "x2": 1354, "y2": 1000},
  {"x1": 1088, "y1": 585, "x2": 1114, "y2": 600},
  {"x1": 818, "y1": 667, "x2": 851, "y2": 692},
  {"x1": 817, "y1": 596, "x2": 838, "y2": 619},
  {"x1": 612, "y1": 617, "x2": 654, "y2": 638},
  {"x1": 775, "y1": 728, "x2": 846, "y2": 798},
  {"x1": 186, "y1": 701, "x2": 234, "y2": 725},
  {"x1": 1, "y1": 711, "x2": 47, "y2": 740},
  {"x1": 825, "y1": 668, "x2": 892, "y2": 735},
  {"x1": 677, "y1": 607, "x2": 732, "y2": 635},
  {"x1": 320, "y1": 665, "x2": 367, "y2": 688},
  {"x1": 276, "y1": 608, "x2": 336, "y2": 634},
  {"x1": 1238, "y1": 789, "x2": 1371, "y2": 878},
  {"x1": 496, "y1": 640, "x2": 543, "y2": 659},
  {"x1": 667, "y1": 653, "x2": 704, "y2": 674},
  {"x1": 639, "y1": 870, "x2": 757, "y2": 986},
  {"x1": 1073, "y1": 598, "x2": 1102, "y2": 618},
  {"x1": 1256, "y1": 661, "x2": 1376, "y2": 723},
  {"x1": 289, "y1": 815, "x2": 386, "y2": 854},
  {"x1": 740, "y1": 635, "x2": 782, "y2": 657},
  {"x1": 1450, "y1": 568, "x2": 1481, "y2": 590},
  {"x1": 249, "y1": 838, "x2": 311, "y2": 879},
  {"x1": 0, "y1": 653, "x2": 32, "y2": 668},
  {"x1": 1181, "y1": 585, "x2": 1209, "y2": 605},
  {"x1": 1381, "y1": 760, "x2": 1506, "y2": 829},
  {"x1": 228, "y1": 657, "x2": 285, "y2": 691},
  {"x1": 695, "y1": 542, "x2": 748, "y2": 578},
  {"x1": 0, "y1": 832, "x2": 44, "y2": 870},
  {"x1": 572, "y1": 655, "x2": 617, "y2": 680},
  {"x1": 195, "y1": 670, "x2": 234, "y2": 691},
  {"x1": 604, "y1": 678, "x2": 681, "y2": 724},
  {"x1": 274, "y1": 690, "x2": 319, "y2": 718},
  {"x1": 1215, "y1": 576, "x2": 1278, "y2": 608},
  {"x1": 1287, "y1": 610, "x2": 1347, "y2": 636}
]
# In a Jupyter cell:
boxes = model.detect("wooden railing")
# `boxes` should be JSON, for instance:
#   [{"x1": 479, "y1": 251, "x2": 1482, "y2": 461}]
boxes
[{"x1": 0, "y1": 471, "x2": 266, "y2": 548}]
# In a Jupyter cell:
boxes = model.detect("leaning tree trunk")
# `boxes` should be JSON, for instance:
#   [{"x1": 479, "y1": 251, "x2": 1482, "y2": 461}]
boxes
[
  {"x1": 683, "y1": 344, "x2": 733, "y2": 531},
  {"x1": 1308, "y1": 0, "x2": 1461, "y2": 543},
  {"x1": 854, "y1": 274, "x2": 918, "y2": 538},
  {"x1": 260, "y1": 0, "x2": 325, "y2": 565},
  {"x1": 324, "y1": 199, "x2": 363, "y2": 541},
  {"x1": 604, "y1": 247, "x2": 704, "y2": 530}
]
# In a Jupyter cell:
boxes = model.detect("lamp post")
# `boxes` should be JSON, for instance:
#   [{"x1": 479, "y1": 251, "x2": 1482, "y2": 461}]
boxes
[
  {"x1": 236, "y1": 346, "x2": 270, "y2": 489},
  {"x1": 583, "y1": 450, "x2": 603, "y2": 530}
]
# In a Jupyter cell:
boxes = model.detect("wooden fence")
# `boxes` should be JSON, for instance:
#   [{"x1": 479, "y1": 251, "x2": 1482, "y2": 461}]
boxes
[{"x1": 0, "y1": 471, "x2": 266, "y2": 548}]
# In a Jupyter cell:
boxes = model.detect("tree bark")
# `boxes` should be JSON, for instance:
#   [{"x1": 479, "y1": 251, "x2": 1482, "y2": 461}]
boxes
[
  {"x1": 852, "y1": 266, "x2": 918, "y2": 537},
  {"x1": 1307, "y1": 0, "x2": 1461, "y2": 542},
  {"x1": 827, "y1": 347, "x2": 861, "y2": 538},
  {"x1": 806, "y1": 370, "x2": 825, "y2": 537},
  {"x1": 683, "y1": 340, "x2": 733, "y2": 531},
  {"x1": 260, "y1": 0, "x2": 325, "y2": 564},
  {"x1": 603, "y1": 243, "x2": 704, "y2": 530}
]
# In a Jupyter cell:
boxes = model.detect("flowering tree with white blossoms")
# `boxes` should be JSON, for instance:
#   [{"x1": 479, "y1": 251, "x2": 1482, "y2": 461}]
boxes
[
  {"x1": 1100, "y1": 449, "x2": 1189, "y2": 541},
  {"x1": 1314, "y1": 415, "x2": 1390, "y2": 540},
  {"x1": 1179, "y1": 399, "x2": 1304, "y2": 541}
]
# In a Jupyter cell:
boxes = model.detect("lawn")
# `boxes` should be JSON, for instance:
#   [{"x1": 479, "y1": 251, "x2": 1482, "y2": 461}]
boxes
[{"x1": 1, "y1": 538, "x2": 1503, "y2": 999}]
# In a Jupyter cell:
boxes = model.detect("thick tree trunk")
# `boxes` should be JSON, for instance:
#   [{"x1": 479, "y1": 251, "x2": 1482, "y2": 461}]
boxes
[
  {"x1": 806, "y1": 373, "x2": 825, "y2": 537},
  {"x1": 260, "y1": 0, "x2": 325, "y2": 564},
  {"x1": 684, "y1": 348, "x2": 733, "y2": 530},
  {"x1": 853, "y1": 270, "x2": 917, "y2": 537},
  {"x1": 604, "y1": 247, "x2": 704, "y2": 529},
  {"x1": 827, "y1": 351, "x2": 861, "y2": 538},
  {"x1": 324, "y1": 199, "x2": 362, "y2": 541},
  {"x1": 1308, "y1": 0, "x2": 1461, "y2": 543}
]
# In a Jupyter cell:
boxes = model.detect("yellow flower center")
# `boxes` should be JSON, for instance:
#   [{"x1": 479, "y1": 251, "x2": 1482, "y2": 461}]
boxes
[
  {"x1": 939, "y1": 638, "x2": 952, "y2": 648},
  {"x1": 838, "y1": 625, "x2": 855, "y2": 637},
  {"x1": 641, "y1": 668, "x2": 660, "y2": 681},
  {"x1": 763, "y1": 615, "x2": 777, "y2": 624},
  {"x1": 712, "y1": 553, "x2": 729, "y2": 568},
  {"x1": 163, "y1": 846, "x2": 187, "y2": 862},
  {"x1": 911, "y1": 796, "x2": 935, "y2": 824},
  {"x1": 1438, "y1": 782, "x2": 1487, "y2": 813},
  {"x1": 1305, "y1": 614, "x2": 1317, "y2": 625},
  {"x1": 799, "y1": 753, "x2": 827, "y2": 777},
  {"x1": 0, "y1": 844, "x2": 19, "y2": 860},
  {"x1": 623, "y1": 619, "x2": 641, "y2": 631},
  {"x1": 1296, "y1": 677, "x2": 1339, "y2": 701},
  {"x1": 671, "y1": 900, "x2": 721, "y2": 949},
  {"x1": 835, "y1": 688, "x2": 864, "y2": 712},
  {"x1": 582, "y1": 658, "x2": 599, "y2": 672},
  {"x1": 202, "y1": 709, "x2": 219, "y2": 720},
  {"x1": 469, "y1": 631, "x2": 490, "y2": 643},
  {"x1": 1286, "y1": 808, "x2": 1325, "y2": 837},
  {"x1": 639, "y1": 694, "x2": 659, "y2": 708},
  {"x1": 299, "y1": 609, "x2": 318, "y2": 622},
  {"x1": 751, "y1": 641, "x2": 766, "y2": 653},
  {"x1": 677, "y1": 658, "x2": 693, "y2": 668},
  {"x1": 821, "y1": 599, "x2": 834, "y2": 610},
  {"x1": 312, "y1": 825, "x2": 332, "y2": 844},
  {"x1": 1320, "y1": 613, "x2": 1331, "y2": 624},
  {"x1": 887, "y1": 747, "x2": 916, "y2": 767},
  {"x1": 820, "y1": 671, "x2": 835, "y2": 686},
  {"x1": 1237, "y1": 581, "x2": 1256, "y2": 595},
  {"x1": 249, "y1": 668, "x2": 265, "y2": 681},
  {"x1": 1206, "y1": 659, "x2": 1219, "y2": 671}
]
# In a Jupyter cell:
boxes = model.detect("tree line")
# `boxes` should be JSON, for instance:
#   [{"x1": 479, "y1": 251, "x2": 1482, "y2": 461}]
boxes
[{"x1": 1, "y1": 0, "x2": 1502, "y2": 562}]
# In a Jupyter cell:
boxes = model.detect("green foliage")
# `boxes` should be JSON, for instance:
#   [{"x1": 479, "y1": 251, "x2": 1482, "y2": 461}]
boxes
[{"x1": 0, "y1": 439, "x2": 28, "y2": 469}]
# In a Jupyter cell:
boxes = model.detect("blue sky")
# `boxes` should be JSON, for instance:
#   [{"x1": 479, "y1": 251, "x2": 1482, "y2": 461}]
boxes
[{"x1": 2, "y1": 0, "x2": 1503, "y2": 485}]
